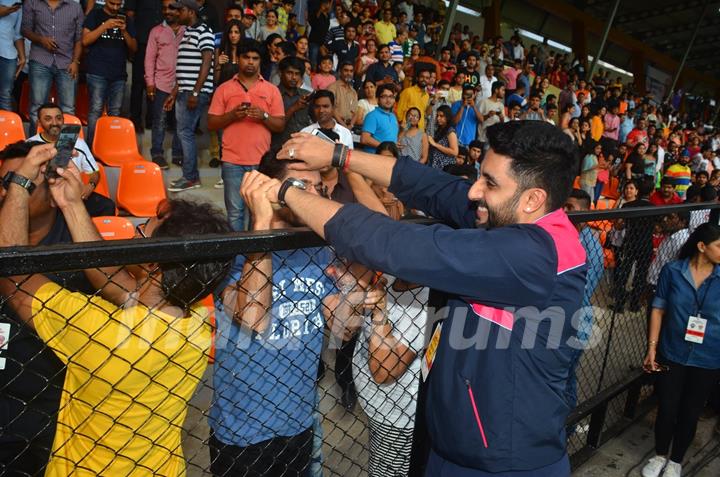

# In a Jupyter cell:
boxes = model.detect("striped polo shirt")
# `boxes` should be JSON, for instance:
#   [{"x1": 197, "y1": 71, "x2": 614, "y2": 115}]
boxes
[{"x1": 176, "y1": 22, "x2": 214, "y2": 94}]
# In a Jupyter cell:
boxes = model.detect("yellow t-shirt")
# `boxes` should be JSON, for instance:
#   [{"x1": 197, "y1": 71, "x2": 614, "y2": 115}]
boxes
[
  {"x1": 396, "y1": 85, "x2": 430, "y2": 130},
  {"x1": 32, "y1": 282, "x2": 211, "y2": 477},
  {"x1": 374, "y1": 20, "x2": 397, "y2": 45}
]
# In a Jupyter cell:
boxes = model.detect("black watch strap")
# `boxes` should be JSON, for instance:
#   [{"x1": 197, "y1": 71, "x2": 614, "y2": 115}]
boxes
[
  {"x1": 2, "y1": 171, "x2": 36, "y2": 195},
  {"x1": 278, "y1": 177, "x2": 306, "y2": 207}
]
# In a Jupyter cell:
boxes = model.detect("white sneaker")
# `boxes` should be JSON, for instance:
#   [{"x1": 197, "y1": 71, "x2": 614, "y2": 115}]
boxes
[
  {"x1": 642, "y1": 456, "x2": 667, "y2": 477},
  {"x1": 661, "y1": 460, "x2": 681, "y2": 477},
  {"x1": 214, "y1": 179, "x2": 224, "y2": 189}
]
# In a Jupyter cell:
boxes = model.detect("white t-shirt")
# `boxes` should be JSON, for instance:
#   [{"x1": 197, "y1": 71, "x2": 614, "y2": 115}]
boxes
[
  {"x1": 300, "y1": 122, "x2": 354, "y2": 149},
  {"x1": 478, "y1": 74, "x2": 497, "y2": 100},
  {"x1": 352, "y1": 277, "x2": 428, "y2": 428},
  {"x1": 29, "y1": 133, "x2": 98, "y2": 174}
]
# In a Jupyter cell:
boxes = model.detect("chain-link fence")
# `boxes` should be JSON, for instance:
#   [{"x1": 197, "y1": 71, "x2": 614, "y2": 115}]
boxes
[{"x1": 1, "y1": 203, "x2": 718, "y2": 476}]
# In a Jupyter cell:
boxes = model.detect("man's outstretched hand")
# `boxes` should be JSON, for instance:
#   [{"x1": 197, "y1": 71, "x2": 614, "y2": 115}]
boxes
[{"x1": 277, "y1": 133, "x2": 335, "y2": 171}]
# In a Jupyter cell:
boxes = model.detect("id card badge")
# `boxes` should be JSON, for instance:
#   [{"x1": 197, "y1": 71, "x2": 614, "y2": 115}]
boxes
[
  {"x1": 421, "y1": 322, "x2": 442, "y2": 382},
  {"x1": 685, "y1": 315, "x2": 707, "y2": 344}
]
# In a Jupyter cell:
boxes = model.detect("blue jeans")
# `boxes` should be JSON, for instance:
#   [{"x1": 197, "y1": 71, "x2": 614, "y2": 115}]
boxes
[
  {"x1": 309, "y1": 42, "x2": 321, "y2": 69},
  {"x1": 86, "y1": 73, "x2": 125, "y2": 146},
  {"x1": 150, "y1": 89, "x2": 182, "y2": 159},
  {"x1": 0, "y1": 57, "x2": 16, "y2": 111},
  {"x1": 222, "y1": 163, "x2": 257, "y2": 231},
  {"x1": 176, "y1": 90, "x2": 210, "y2": 182},
  {"x1": 29, "y1": 60, "x2": 77, "y2": 133}
]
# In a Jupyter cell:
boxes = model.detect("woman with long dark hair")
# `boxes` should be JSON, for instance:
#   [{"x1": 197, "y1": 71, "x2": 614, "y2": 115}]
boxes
[
  {"x1": 642, "y1": 223, "x2": 720, "y2": 477},
  {"x1": 215, "y1": 20, "x2": 244, "y2": 86},
  {"x1": 428, "y1": 105, "x2": 458, "y2": 170}
]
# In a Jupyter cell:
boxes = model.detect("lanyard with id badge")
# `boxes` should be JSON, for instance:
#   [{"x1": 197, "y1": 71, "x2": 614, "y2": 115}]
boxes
[{"x1": 685, "y1": 285, "x2": 711, "y2": 344}]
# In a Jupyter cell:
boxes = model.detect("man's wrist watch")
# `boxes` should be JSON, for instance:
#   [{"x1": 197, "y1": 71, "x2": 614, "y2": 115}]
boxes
[
  {"x1": 277, "y1": 177, "x2": 307, "y2": 207},
  {"x1": 262, "y1": 111, "x2": 269, "y2": 121},
  {"x1": 2, "y1": 171, "x2": 36, "y2": 195}
]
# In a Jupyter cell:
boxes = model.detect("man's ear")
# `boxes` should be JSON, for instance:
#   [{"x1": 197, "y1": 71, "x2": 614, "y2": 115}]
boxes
[{"x1": 521, "y1": 188, "x2": 548, "y2": 215}]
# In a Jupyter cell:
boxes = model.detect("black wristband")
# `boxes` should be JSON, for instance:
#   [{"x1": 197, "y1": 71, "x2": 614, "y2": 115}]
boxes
[
  {"x1": 277, "y1": 177, "x2": 307, "y2": 207},
  {"x1": 331, "y1": 143, "x2": 345, "y2": 168}
]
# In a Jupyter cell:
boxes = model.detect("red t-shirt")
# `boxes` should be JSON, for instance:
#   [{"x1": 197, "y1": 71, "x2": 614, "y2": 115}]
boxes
[{"x1": 649, "y1": 191, "x2": 683, "y2": 206}]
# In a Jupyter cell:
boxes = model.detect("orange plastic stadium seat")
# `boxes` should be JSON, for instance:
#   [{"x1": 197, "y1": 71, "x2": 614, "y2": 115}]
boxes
[
  {"x1": 92, "y1": 116, "x2": 144, "y2": 167},
  {"x1": 0, "y1": 111, "x2": 26, "y2": 149},
  {"x1": 92, "y1": 216, "x2": 135, "y2": 240},
  {"x1": 601, "y1": 177, "x2": 620, "y2": 200},
  {"x1": 116, "y1": 160, "x2": 167, "y2": 217},
  {"x1": 37, "y1": 114, "x2": 85, "y2": 139}
]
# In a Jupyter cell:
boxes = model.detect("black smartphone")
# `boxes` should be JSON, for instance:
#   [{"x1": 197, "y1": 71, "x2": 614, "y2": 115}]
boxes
[
  {"x1": 241, "y1": 101, "x2": 251, "y2": 108},
  {"x1": 116, "y1": 13, "x2": 126, "y2": 22},
  {"x1": 46, "y1": 125, "x2": 81, "y2": 179},
  {"x1": 12, "y1": 2, "x2": 22, "y2": 7}
]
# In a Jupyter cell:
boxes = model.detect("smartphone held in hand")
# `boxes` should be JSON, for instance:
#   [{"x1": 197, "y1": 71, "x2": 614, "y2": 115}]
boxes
[{"x1": 45, "y1": 125, "x2": 80, "y2": 179}]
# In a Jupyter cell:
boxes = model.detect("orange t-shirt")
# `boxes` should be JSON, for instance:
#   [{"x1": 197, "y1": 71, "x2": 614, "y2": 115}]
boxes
[{"x1": 208, "y1": 75, "x2": 285, "y2": 166}]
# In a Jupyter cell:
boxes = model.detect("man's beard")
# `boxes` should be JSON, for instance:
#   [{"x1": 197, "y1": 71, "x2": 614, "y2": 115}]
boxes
[{"x1": 477, "y1": 191, "x2": 522, "y2": 228}]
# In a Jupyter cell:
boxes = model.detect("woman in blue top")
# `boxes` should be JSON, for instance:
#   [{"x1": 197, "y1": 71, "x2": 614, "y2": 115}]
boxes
[{"x1": 642, "y1": 223, "x2": 720, "y2": 477}]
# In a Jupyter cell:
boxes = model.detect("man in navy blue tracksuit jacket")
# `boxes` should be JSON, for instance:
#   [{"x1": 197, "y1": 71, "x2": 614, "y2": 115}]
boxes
[{"x1": 254, "y1": 120, "x2": 587, "y2": 476}]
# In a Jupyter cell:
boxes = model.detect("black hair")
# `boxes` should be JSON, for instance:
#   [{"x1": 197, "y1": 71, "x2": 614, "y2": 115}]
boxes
[
  {"x1": 37, "y1": 102, "x2": 63, "y2": 116},
  {"x1": 569, "y1": 188, "x2": 591, "y2": 209},
  {"x1": 152, "y1": 199, "x2": 233, "y2": 311},
  {"x1": 220, "y1": 20, "x2": 244, "y2": 58},
  {"x1": 1, "y1": 140, "x2": 45, "y2": 160},
  {"x1": 278, "y1": 55, "x2": 306, "y2": 74},
  {"x1": 468, "y1": 140, "x2": 482, "y2": 150},
  {"x1": 701, "y1": 185, "x2": 718, "y2": 202},
  {"x1": 486, "y1": 121, "x2": 579, "y2": 211},
  {"x1": 312, "y1": 89, "x2": 335, "y2": 106},
  {"x1": 437, "y1": 79, "x2": 450, "y2": 87},
  {"x1": 637, "y1": 177, "x2": 655, "y2": 197},
  {"x1": 375, "y1": 83, "x2": 395, "y2": 99},
  {"x1": 258, "y1": 148, "x2": 303, "y2": 179},
  {"x1": 405, "y1": 106, "x2": 421, "y2": 119},
  {"x1": 376, "y1": 141, "x2": 399, "y2": 158},
  {"x1": 491, "y1": 80, "x2": 504, "y2": 94},
  {"x1": 317, "y1": 54, "x2": 334, "y2": 71},
  {"x1": 238, "y1": 38, "x2": 262, "y2": 56},
  {"x1": 660, "y1": 176, "x2": 674, "y2": 186},
  {"x1": 338, "y1": 60, "x2": 354, "y2": 70},
  {"x1": 277, "y1": 41, "x2": 297, "y2": 57},
  {"x1": 678, "y1": 223, "x2": 720, "y2": 260},
  {"x1": 696, "y1": 170, "x2": 709, "y2": 179},
  {"x1": 443, "y1": 164, "x2": 477, "y2": 179},
  {"x1": 434, "y1": 104, "x2": 454, "y2": 142},
  {"x1": 462, "y1": 84, "x2": 475, "y2": 93}
]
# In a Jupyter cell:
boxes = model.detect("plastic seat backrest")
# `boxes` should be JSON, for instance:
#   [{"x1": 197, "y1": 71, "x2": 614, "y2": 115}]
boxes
[
  {"x1": 92, "y1": 216, "x2": 135, "y2": 240},
  {"x1": 116, "y1": 160, "x2": 167, "y2": 217},
  {"x1": 81, "y1": 162, "x2": 111, "y2": 200},
  {"x1": 0, "y1": 111, "x2": 26, "y2": 149},
  {"x1": 92, "y1": 116, "x2": 143, "y2": 167}
]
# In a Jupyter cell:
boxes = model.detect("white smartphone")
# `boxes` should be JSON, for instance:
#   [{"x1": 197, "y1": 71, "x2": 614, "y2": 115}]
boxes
[{"x1": 311, "y1": 128, "x2": 335, "y2": 143}]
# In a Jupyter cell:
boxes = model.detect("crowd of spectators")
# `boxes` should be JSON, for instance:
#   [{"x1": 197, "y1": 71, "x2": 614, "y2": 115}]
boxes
[{"x1": 2, "y1": 0, "x2": 720, "y2": 476}]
